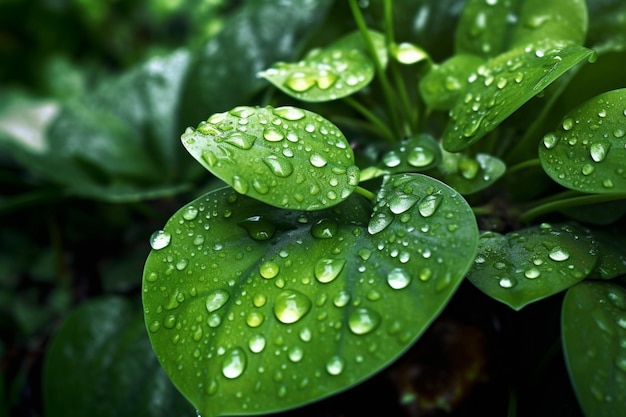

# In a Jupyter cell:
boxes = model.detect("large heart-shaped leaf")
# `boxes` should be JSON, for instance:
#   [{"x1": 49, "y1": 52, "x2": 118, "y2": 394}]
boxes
[
  {"x1": 259, "y1": 30, "x2": 386, "y2": 102},
  {"x1": 182, "y1": 106, "x2": 359, "y2": 210},
  {"x1": 467, "y1": 223, "x2": 598, "y2": 310},
  {"x1": 443, "y1": 40, "x2": 595, "y2": 152},
  {"x1": 539, "y1": 89, "x2": 626, "y2": 193},
  {"x1": 143, "y1": 174, "x2": 478, "y2": 417},
  {"x1": 562, "y1": 281, "x2": 626, "y2": 417},
  {"x1": 43, "y1": 297, "x2": 193, "y2": 417}
]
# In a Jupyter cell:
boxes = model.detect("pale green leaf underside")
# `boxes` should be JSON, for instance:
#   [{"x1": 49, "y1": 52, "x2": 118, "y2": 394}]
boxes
[
  {"x1": 562, "y1": 281, "x2": 626, "y2": 417},
  {"x1": 443, "y1": 40, "x2": 594, "y2": 152},
  {"x1": 539, "y1": 89, "x2": 626, "y2": 194},
  {"x1": 467, "y1": 223, "x2": 597, "y2": 310},
  {"x1": 181, "y1": 106, "x2": 359, "y2": 211},
  {"x1": 143, "y1": 173, "x2": 478, "y2": 417},
  {"x1": 259, "y1": 30, "x2": 385, "y2": 102}
]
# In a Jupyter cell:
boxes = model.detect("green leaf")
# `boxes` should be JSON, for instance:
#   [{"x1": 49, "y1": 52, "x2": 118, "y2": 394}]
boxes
[
  {"x1": 587, "y1": 0, "x2": 626, "y2": 51},
  {"x1": 378, "y1": 134, "x2": 441, "y2": 173},
  {"x1": 443, "y1": 40, "x2": 595, "y2": 152},
  {"x1": 259, "y1": 30, "x2": 386, "y2": 102},
  {"x1": 419, "y1": 54, "x2": 485, "y2": 110},
  {"x1": 588, "y1": 231, "x2": 626, "y2": 280},
  {"x1": 467, "y1": 223, "x2": 598, "y2": 310},
  {"x1": 182, "y1": 106, "x2": 360, "y2": 210},
  {"x1": 539, "y1": 88, "x2": 626, "y2": 193},
  {"x1": 43, "y1": 297, "x2": 193, "y2": 417},
  {"x1": 562, "y1": 281, "x2": 626, "y2": 417},
  {"x1": 143, "y1": 174, "x2": 478, "y2": 417},
  {"x1": 430, "y1": 150, "x2": 506, "y2": 195}
]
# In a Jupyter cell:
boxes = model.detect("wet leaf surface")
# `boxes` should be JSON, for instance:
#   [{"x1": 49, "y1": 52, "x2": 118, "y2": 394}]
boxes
[
  {"x1": 430, "y1": 150, "x2": 506, "y2": 195},
  {"x1": 378, "y1": 134, "x2": 441, "y2": 173}
]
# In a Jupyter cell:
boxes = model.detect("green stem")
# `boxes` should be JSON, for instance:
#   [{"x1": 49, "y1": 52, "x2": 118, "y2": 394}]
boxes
[
  {"x1": 505, "y1": 158, "x2": 542, "y2": 177},
  {"x1": 520, "y1": 193, "x2": 626, "y2": 223},
  {"x1": 343, "y1": 97, "x2": 395, "y2": 142},
  {"x1": 507, "y1": 388, "x2": 517, "y2": 417},
  {"x1": 348, "y1": 0, "x2": 402, "y2": 139},
  {"x1": 354, "y1": 185, "x2": 376, "y2": 202}
]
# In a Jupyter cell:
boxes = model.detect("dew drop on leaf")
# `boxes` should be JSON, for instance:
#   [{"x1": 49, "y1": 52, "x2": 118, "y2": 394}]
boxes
[
  {"x1": 418, "y1": 194, "x2": 443, "y2": 217},
  {"x1": 407, "y1": 146, "x2": 435, "y2": 167},
  {"x1": 259, "y1": 261, "x2": 280, "y2": 279},
  {"x1": 238, "y1": 215, "x2": 276, "y2": 241},
  {"x1": 248, "y1": 335, "x2": 266, "y2": 353},
  {"x1": 314, "y1": 258, "x2": 346, "y2": 283},
  {"x1": 348, "y1": 307, "x2": 381, "y2": 335},
  {"x1": 263, "y1": 156, "x2": 294, "y2": 177},
  {"x1": 498, "y1": 277, "x2": 517, "y2": 288},
  {"x1": 549, "y1": 246, "x2": 570, "y2": 261},
  {"x1": 589, "y1": 142, "x2": 610, "y2": 162},
  {"x1": 205, "y1": 289, "x2": 230, "y2": 313},
  {"x1": 150, "y1": 230, "x2": 171, "y2": 250},
  {"x1": 273, "y1": 290, "x2": 312, "y2": 324},
  {"x1": 325, "y1": 355, "x2": 345, "y2": 375},
  {"x1": 221, "y1": 347, "x2": 247, "y2": 379},
  {"x1": 284, "y1": 72, "x2": 315, "y2": 92},
  {"x1": 368, "y1": 212, "x2": 393, "y2": 234},
  {"x1": 311, "y1": 218, "x2": 338, "y2": 239},
  {"x1": 387, "y1": 267, "x2": 411, "y2": 289},
  {"x1": 273, "y1": 106, "x2": 306, "y2": 121}
]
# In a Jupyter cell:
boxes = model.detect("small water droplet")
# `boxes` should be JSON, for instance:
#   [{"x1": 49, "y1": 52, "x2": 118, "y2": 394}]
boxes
[
  {"x1": 150, "y1": 230, "x2": 171, "y2": 250},
  {"x1": 259, "y1": 261, "x2": 280, "y2": 279},
  {"x1": 387, "y1": 268, "x2": 411, "y2": 289},
  {"x1": 383, "y1": 151, "x2": 402, "y2": 168},
  {"x1": 148, "y1": 321, "x2": 161, "y2": 333},
  {"x1": 246, "y1": 312, "x2": 264, "y2": 328},
  {"x1": 393, "y1": 42, "x2": 428, "y2": 64},
  {"x1": 316, "y1": 69, "x2": 338, "y2": 89},
  {"x1": 542, "y1": 133, "x2": 559, "y2": 149},
  {"x1": 603, "y1": 178, "x2": 614, "y2": 189},
  {"x1": 333, "y1": 290, "x2": 351, "y2": 307},
  {"x1": 524, "y1": 268, "x2": 541, "y2": 279},
  {"x1": 590, "y1": 142, "x2": 610, "y2": 162},
  {"x1": 581, "y1": 164, "x2": 595, "y2": 176},
  {"x1": 548, "y1": 247, "x2": 570, "y2": 262},
  {"x1": 222, "y1": 348, "x2": 247, "y2": 379},
  {"x1": 273, "y1": 290, "x2": 312, "y2": 324},
  {"x1": 232, "y1": 175, "x2": 249, "y2": 194},
  {"x1": 407, "y1": 146, "x2": 434, "y2": 167},
  {"x1": 299, "y1": 327, "x2": 312, "y2": 342},
  {"x1": 206, "y1": 289, "x2": 230, "y2": 313},
  {"x1": 418, "y1": 194, "x2": 442, "y2": 217},
  {"x1": 499, "y1": 277, "x2": 517, "y2": 288},
  {"x1": 285, "y1": 72, "x2": 315, "y2": 92},
  {"x1": 314, "y1": 258, "x2": 346, "y2": 283},
  {"x1": 389, "y1": 193, "x2": 419, "y2": 214},
  {"x1": 248, "y1": 335, "x2": 266, "y2": 353},
  {"x1": 288, "y1": 346, "x2": 304, "y2": 362},
  {"x1": 263, "y1": 128, "x2": 284, "y2": 142},
  {"x1": 368, "y1": 212, "x2": 393, "y2": 234},
  {"x1": 562, "y1": 118, "x2": 574, "y2": 131},
  {"x1": 225, "y1": 132, "x2": 256, "y2": 149},
  {"x1": 326, "y1": 355, "x2": 345, "y2": 375},
  {"x1": 348, "y1": 307, "x2": 381, "y2": 335},
  {"x1": 459, "y1": 158, "x2": 479, "y2": 179}
]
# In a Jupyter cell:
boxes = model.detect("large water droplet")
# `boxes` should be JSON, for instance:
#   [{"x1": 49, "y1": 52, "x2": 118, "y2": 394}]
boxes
[
  {"x1": 274, "y1": 290, "x2": 312, "y2": 324},
  {"x1": 562, "y1": 118, "x2": 574, "y2": 131},
  {"x1": 274, "y1": 106, "x2": 306, "y2": 121},
  {"x1": 315, "y1": 69, "x2": 339, "y2": 89},
  {"x1": 259, "y1": 261, "x2": 280, "y2": 279},
  {"x1": 389, "y1": 193, "x2": 419, "y2": 214},
  {"x1": 542, "y1": 133, "x2": 559, "y2": 149},
  {"x1": 333, "y1": 290, "x2": 351, "y2": 307},
  {"x1": 225, "y1": 132, "x2": 256, "y2": 149},
  {"x1": 387, "y1": 268, "x2": 411, "y2": 289},
  {"x1": 263, "y1": 156, "x2": 294, "y2": 177},
  {"x1": 248, "y1": 335, "x2": 266, "y2": 353},
  {"x1": 368, "y1": 212, "x2": 393, "y2": 234},
  {"x1": 309, "y1": 153, "x2": 328, "y2": 167},
  {"x1": 498, "y1": 277, "x2": 517, "y2": 288},
  {"x1": 150, "y1": 230, "x2": 171, "y2": 250},
  {"x1": 590, "y1": 142, "x2": 610, "y2": 162},
  {"x1": 418, "y1": 194, "x2": 442, "y2": 217},
  {"x1": 239, "y1": 216, "x2": 276, "y2": 240},
  {"x1": 326, "y1": 355, "x2": 345, "y2": 375},
  {"x1": 285, "y1": 72, "x2": 315, "y2": 92},
  {"x1": 314, "y1": 258, "x2": 346, "y2": 283},
  {"x1": 206, "y1": 289, "x2": 230, "y2": 313},
  {"x1": 524, "y1": 268, "x2": 541, "y2": 279},
  {"x1": 348, "y1": 307, "x2": 381, "y2": 335},
  {"x1": 288, "y1": 346, "x2": 304, "y2": 362},
  {"x1": 393, "y1": 42, "x2": 428, "y2": 64},
  {"x1": 548, "y1": 247, "x2": 570, "y2": 262},
  {"x1": 407, "y1": 146, "x2": 435, "y2": 167},
  {"x1": 222, "y1": 348, "x2": 247, "y2": 379}
]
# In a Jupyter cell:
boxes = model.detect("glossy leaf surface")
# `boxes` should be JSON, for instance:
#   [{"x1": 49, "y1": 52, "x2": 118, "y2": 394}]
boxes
[
  {"x1": 431, "y1": 150, "x2": 506, "y2": 195},
  {"x1": 539, "y1": 89, "x2": 626, "y2": 193},
  {"x1": 443, "y1": 41, "x2": 594, "y2": 152},
  {"x1": 259, "y1": 30, "x2": 385, "y2": 102},
  {"x1": 143, "y1": 174, "x2": 478, "y2": 417},
  {"x1": 44, "y1": 297, "x2": 193, "y2": 417},
  {"x1": 467, "y1": 223, "x2": 597, "y2": 310},
  {"x1": 562, "y1": 281, "x2": 626, "y2": 417},
  {"x1": 182, "y1": 106, "x2": 359, "y2": 210},
  {"x1": 378, "y1": 134, "x2": 441, "y2": 173}
]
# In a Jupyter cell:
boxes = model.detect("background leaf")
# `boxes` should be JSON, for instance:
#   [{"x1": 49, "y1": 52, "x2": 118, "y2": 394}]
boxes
[
  {"x1": 467, "y1": 223, "x2": 598, "y2": 310},
  {"x1": 182, "y1": 106, "x2": 359, "y2": 210},
  {"x1": 429, "y1": 150, "x2": 506, "y2": 195},
  {"x1": 562, "y1": 281, "x2": 626, "y2": 417},
  {"x1": 539, "y1": 88, "x2": 626, "y2": 193},
  {"x1": 143, "y1": 174, "x2": 478, "y2": 417},
  {"x1": 43, "y1": 297, "x2": 193, "y2": 417}
]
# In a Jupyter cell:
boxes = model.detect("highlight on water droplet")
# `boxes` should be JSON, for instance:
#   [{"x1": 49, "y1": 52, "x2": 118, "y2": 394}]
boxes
[
  {"x1": 326, "y1": 355, "x2": 345, "y2": 375},
  {"x1": 314, "y1": 258, "x2": 346, "y2": 283},
  {"x1": 274, "y1": 106, "x2": 306, "y2": 121},
  {"x1": 418, "y1": 194, "x2": 442, "y2": 217},
  {"x1": 150, "y1": 230, "x2": 171, "y2": 250},
  {"x1": 273, "y1": 289, "x2": 312, "y2": 324},
  {"x1": 206, "y1": 289, "x2": 230, "y2": 313},
  {"x1": 387, "y1": 267, "x2": 411, "y2": 289},
  {"x1": 498, "y1": 277, "x2": 517, "y2": 288},
  {"x1": 548, "y1": 246, "x2": 570, "y2": 262},
  {"x1": 348, "y1": 307, "x2": 381, "y2": 335},
  {"x1": 222, "y1": 347, "x2": 247, "y2": 379}
]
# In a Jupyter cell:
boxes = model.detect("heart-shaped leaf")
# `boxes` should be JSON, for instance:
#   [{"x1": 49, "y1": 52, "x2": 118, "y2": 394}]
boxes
[
  {"x1": 419, "y1": 54, "x2": 485, "y2": 110},
  {"x1": 467, "y1": 223, "x2": 598, "y2": 310},
  {"x1": 443, "y1": 40, "x2": 595, "y2": 152},
  {"x1": 430, "y1": 150, "x2": 506, "y2": 195},
  {"x1": 378, "y1": 134, "x2": 441, "y2": 173},
  {"x1": 562, "y1": 281, "x2": 626, "y2": 417},
  {"x1": 259, "y1": 30, "x2": 386, "y2": 102},
  {"x1": 143, "y1": 173, "x2": 478, "y2": 417},
  {"x1": 182, "y1": 106, "x2": 359, "y2": 210},
  {"x1": 539, "y1": 88, "x2": 626, "y2": 193}
]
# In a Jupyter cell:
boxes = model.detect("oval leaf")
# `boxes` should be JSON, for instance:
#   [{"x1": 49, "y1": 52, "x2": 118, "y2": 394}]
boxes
[
  {"x1": 44, "y1": 297, "x2": 193, "y2": 417},
  {"x1": 143, "y1": 174, "x2": 478, "y2": 417},
  {"x1": 182, "y1": 106, "x2": 359, "y2": 210},
  {"x1": 259, "y1": 30, "x2": 386, "y2": 102},
  {"x1": 467, "y1": 223, "x2": 598, "y2": 310},
  {"x1": 443, "y1": 40, "x2": 595, "y2": 152},
  {"x1": 562, "y1": 281, "x2": 626, "y2": 417},
  {"x1": 539, "y1": 88, "x2": 626, "y2": 193}
]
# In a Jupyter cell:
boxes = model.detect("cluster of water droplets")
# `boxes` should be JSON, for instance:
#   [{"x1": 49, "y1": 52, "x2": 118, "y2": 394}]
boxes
[{"x1": 380, "y1": 135, "x2": 439, "y2": 173}]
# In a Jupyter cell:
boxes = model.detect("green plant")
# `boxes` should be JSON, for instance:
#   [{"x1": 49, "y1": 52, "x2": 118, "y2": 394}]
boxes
[{"x1": 141, "y1": 0, "x2": 626, "y2": 416}]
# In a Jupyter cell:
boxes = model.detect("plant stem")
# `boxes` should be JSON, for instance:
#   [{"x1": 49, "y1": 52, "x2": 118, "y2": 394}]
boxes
[
  {"x1": 520, "y1": 193, "x2": 626, "y2": 223},
  {"x1": 505, "y1": 158, "x2": 542, "y2": 177},
  {"x1": 348, "y1": 0, "x2": 402, "y2": 139},
  {"x1": 343, "y1": 97, "x2": 395, "y2": 142},
  {"x1": 354, "y1": 185, "x2": 376, "y2": 202}
]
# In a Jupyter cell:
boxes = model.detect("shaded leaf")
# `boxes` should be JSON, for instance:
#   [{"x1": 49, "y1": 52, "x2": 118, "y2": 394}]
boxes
[
  {"x1": 539, "y1": 88, "x2": 626, "y2": 193},
  {"x1": 43, "y1": 297, "x2": 193, "y2": 417},
  {"x1": 430, "y1": 150, "x2": 506, "y2": 195},
  {"x1": 562, "y1": 281, "x2": 626, "y2": 417},
  {"x1": 588, "y1": 231, "x2": 626, "y2": 280},
  {"x1": 467, "y1": 223, "x2": 598, "y2": 310},
  {"x1": 182, "y1": 106, "x2": 359, "y2": 210},
  {"x1": 143, "y1": 174, "x2": 477, "y2": 417},
  {"x1": 583, "y1": 0, "x2": 626, "y2": 51}
]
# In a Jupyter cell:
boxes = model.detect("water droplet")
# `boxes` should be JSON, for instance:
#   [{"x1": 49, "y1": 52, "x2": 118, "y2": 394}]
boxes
[
  {"x1": 524, "y1": 268, "x2": 541, "y2": 279},
  {"x1": 263, "y1": 128, "x2": 284, "y2": 142},
  {"x1": 314, "y1": 258, "x2": 346, "y2": 283},
  {"x1": 548, "y1": 247, "x2": 570, "y2": 262},
  {"x1": 260, "y1": 261, "x2": 280, "y2": 279},
  {"x1": 222, "y1": 348, "x2": 247, "y2": 379},
  {"x1": 333, "y1": 290, "x2": 351, "y2": 307},
  {"x1": 206, "y1": 289, "x2": 230, "y2": 313},
  {"x1": 389, "y1": 193, "x2": 419, "y2": 214},
  {"x1": 326, "y1": 355, "x2": 345, "y2": 375},
  {"x1": 499, "y1": 277, "x2": 517, "y2": 288},
  {"x1": 150, "y1": 230, "x2": 171, "y2": 250},
  {"x1": 368, "y1": 212, "x2": 393, "y2": 234},
  {"x1": 274, "y1": 106, "x2": 306, "y2": 121},
  {"x1": 239, "y1": 215, "x2": 276, "y2": 240},
  {"x1": 459, "y1": 158, "x2": 479, "y2": 179},
  {"x1": 393, "y1": 42, "x2": 428, "y2": 64},
  {"x1": 232, "y1": 175, "x2": 249, "y2": 194},
  {"x1": 407, "y1": 146, "x2": 435, "y2": 167},
  {"x1": 348, "y1": 307, "x2": 381, "y2": 335},
  {"x1": 285, "y1": 72, "x2": 315, "y2": 92},
  {"x1": 311, "y1": 218, "x2": 338, "y2": 239},
  {"x1": 542, "y1": 133, "x2": 559, "y2": 149},
  {"x1": 603, "y1": 178, "x2": 614, "y2": 189},
  {"x1": 288, "y1": 346, "x2": 304, "y2": 362},
  {"x1": 248, "y1": 335, "x2": 266, "y2": 353},
  {"x1": 315, "y1": 69, "x2": 338, "y2": 89},
  {"x1": 225, "y1": 132, "x2": 256, "y2": 149},
  {"x1": 383, "y1": 151, "x2": 402, "y2": 168},
  {"x1": 419, "y1": 268, "x2": 432, "y2": 281},
  {"x1": 418, "y1": 194, "x2": 442, "y2": 217},
  {"x1": 581, "y1": 164, "x2": 595, "y2": 176},
  {"x1": 590, "y1": 142, "x2": 610, "y2": 162},
  {"x1": 309, "y1": 153, "x2": 328, "y2": 167},
  {"x1": 274, "y1": 290, "x2": 312, "y2": 324},
  {"x1": 148, "y1": 320, "x2": 161, "y2": 333},
  {"x1": 387, "y1": 268, "x2": 411, "y2": 289},
  {"x1": 246, "y1": 312, "x2": 264, "y2": 328},
  {"x1": 252, "y1": 179, "x2": 270, "y2": 194},
  {"x1": 263, "y1": 156, "x2": 294, "y2": 177},
  {"x1": 562, "y1": 118, "x2": 574, "y2": 131}
]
